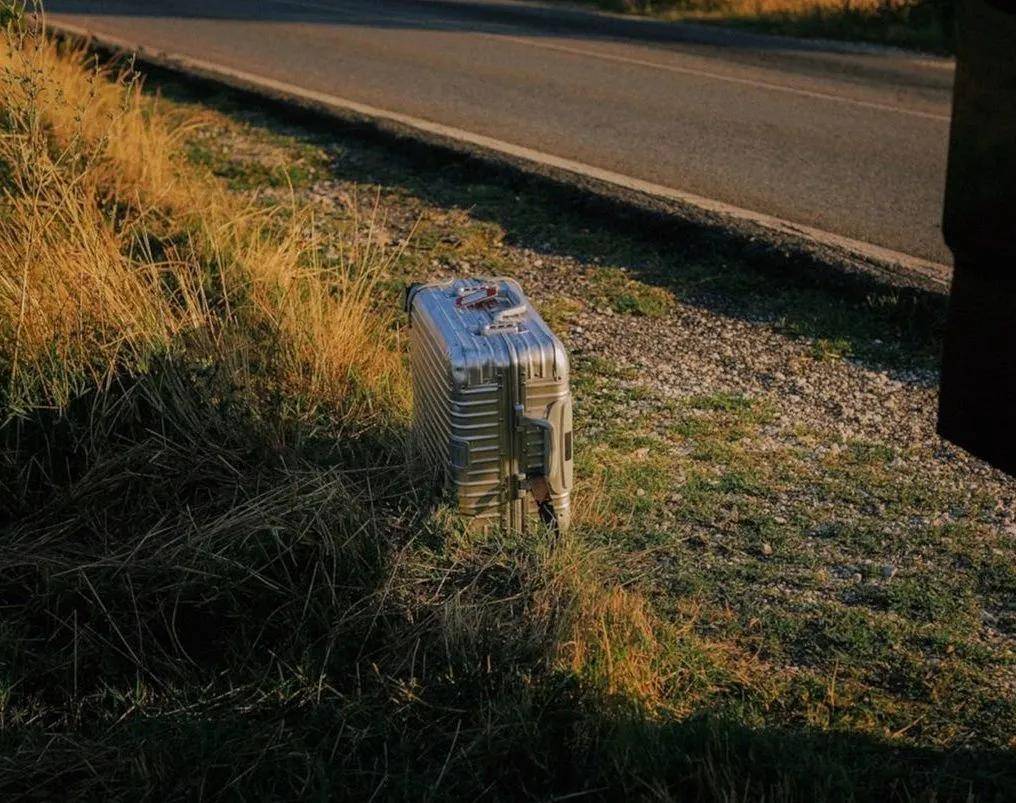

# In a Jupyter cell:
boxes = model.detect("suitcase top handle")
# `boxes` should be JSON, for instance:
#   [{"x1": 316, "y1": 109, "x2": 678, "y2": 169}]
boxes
[
  {"x1": 453, "y1": 282, "x2": 530, "y2": 335},
  {"x1": 454, "y1": 284, "x2": 499, "y2": 309},
  {"x1": 454, "y1": 282, "x2": 524, "y2": 311},
  {"x1": 405, "y1": 278, "x2": 542, "y2": 337}
]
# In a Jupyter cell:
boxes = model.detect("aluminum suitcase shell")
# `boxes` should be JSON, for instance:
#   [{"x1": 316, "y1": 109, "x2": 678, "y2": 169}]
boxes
[{"x1": 407, "y1": 277, "x2": 573, "y2": 532}]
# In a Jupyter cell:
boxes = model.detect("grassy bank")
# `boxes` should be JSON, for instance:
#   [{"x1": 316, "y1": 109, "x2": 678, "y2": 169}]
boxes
[
  {"x1": 1, "y1": 20, "x2": 1013, "y2": 802},
  {"x1": 568, "y1": 0, "x2": 955, "y2": 53}
]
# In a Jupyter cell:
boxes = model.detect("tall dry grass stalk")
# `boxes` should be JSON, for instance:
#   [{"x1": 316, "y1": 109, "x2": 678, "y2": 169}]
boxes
[{"x1": 0, "y1": 26, "x2": 405, "y2": 421}]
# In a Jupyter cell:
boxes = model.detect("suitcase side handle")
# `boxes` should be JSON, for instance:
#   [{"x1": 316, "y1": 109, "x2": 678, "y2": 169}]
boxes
[
  {"x1": 522, "y1": 405, "x2": 571, "y2": 496},
  {"x1": 524, "y1": 417, "x2": 556, "y2": 490}
]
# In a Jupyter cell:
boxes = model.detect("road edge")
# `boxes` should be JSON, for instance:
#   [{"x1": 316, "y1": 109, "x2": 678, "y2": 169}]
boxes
[
  {"x1": 49, "y1": 18, "x2": 951, "y2": 294},
  {"x1": 419, "y1": 0, "x2": 955, "y2": 61}
]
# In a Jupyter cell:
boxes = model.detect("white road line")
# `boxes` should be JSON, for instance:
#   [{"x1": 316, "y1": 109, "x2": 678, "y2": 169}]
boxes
[
  {"x1": 275, "y1": 0, "x2": 950, "y2": 122},
  {"x1": 48, "y1": 19, "x2": 951, "y2": 285}
]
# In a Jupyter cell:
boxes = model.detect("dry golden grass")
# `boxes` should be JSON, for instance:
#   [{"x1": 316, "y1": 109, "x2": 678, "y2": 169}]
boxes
[
  {"x1": 0, "y1": 30, "x2": 406, "y2": 420},
  {"x1": 541, "y1": 539, "x2": 675, "y2": 710},
  {"x1": 588, "y1": 0, "x2": 952, "y2": 51},
  {"x1": 539, "y1": 539, "x2": 773, "y2": 717},
  {"x1": 423, "y1": 523, "x2": 751, "y2": 719}
]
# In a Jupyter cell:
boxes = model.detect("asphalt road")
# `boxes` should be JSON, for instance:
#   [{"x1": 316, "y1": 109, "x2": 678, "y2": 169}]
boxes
[{"x1": 48, "y1": 0, "x2": 956, "y2": 266}]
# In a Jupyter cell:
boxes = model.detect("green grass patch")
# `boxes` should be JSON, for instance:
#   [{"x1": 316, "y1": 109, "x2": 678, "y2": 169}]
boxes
[{"x1": 589, "y1": 266, "x2": 674, "y2": 317}]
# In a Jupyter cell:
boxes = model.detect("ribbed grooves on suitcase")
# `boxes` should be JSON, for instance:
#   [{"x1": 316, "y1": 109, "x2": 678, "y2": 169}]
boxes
[
  {"x1": 411, "y1": 321, "x2": 452, "y2": 470},
  {"x1": 412, "y1": 318, "x2": 505, "y2": 520},
  {"x1": 451, "y1": 385, "x2": 503, "y2": 520}
]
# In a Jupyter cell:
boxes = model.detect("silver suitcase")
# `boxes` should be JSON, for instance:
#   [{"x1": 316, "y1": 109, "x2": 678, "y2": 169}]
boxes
[{"x1": 406, "y1": 277, "x2": 573, "y2": 532}]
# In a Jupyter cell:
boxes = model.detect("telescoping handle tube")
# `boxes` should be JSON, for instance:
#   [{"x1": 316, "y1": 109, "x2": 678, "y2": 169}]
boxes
[{"x1": 495, "y1": 280, "x2": 525, "y2": 310}]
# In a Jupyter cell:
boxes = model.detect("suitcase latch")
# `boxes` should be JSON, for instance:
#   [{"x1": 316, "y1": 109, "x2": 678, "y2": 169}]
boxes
[{"x1": 479, "y1": 305, "x2": 527, "y2": 336}]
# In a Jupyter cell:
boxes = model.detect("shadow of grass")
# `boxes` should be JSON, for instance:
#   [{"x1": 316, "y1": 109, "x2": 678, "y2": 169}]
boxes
[{"x1": 3, "y1": 677, "x2": 1013, "y2": 800}]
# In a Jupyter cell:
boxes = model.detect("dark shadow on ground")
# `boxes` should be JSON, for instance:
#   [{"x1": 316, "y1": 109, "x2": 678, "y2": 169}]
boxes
[
  {"x1": 3, "y1": 651, "x2": 1015, "y2": 800},
  {"x1": 1, "y1": 362, "x2": 1013, "y2": 800}
]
